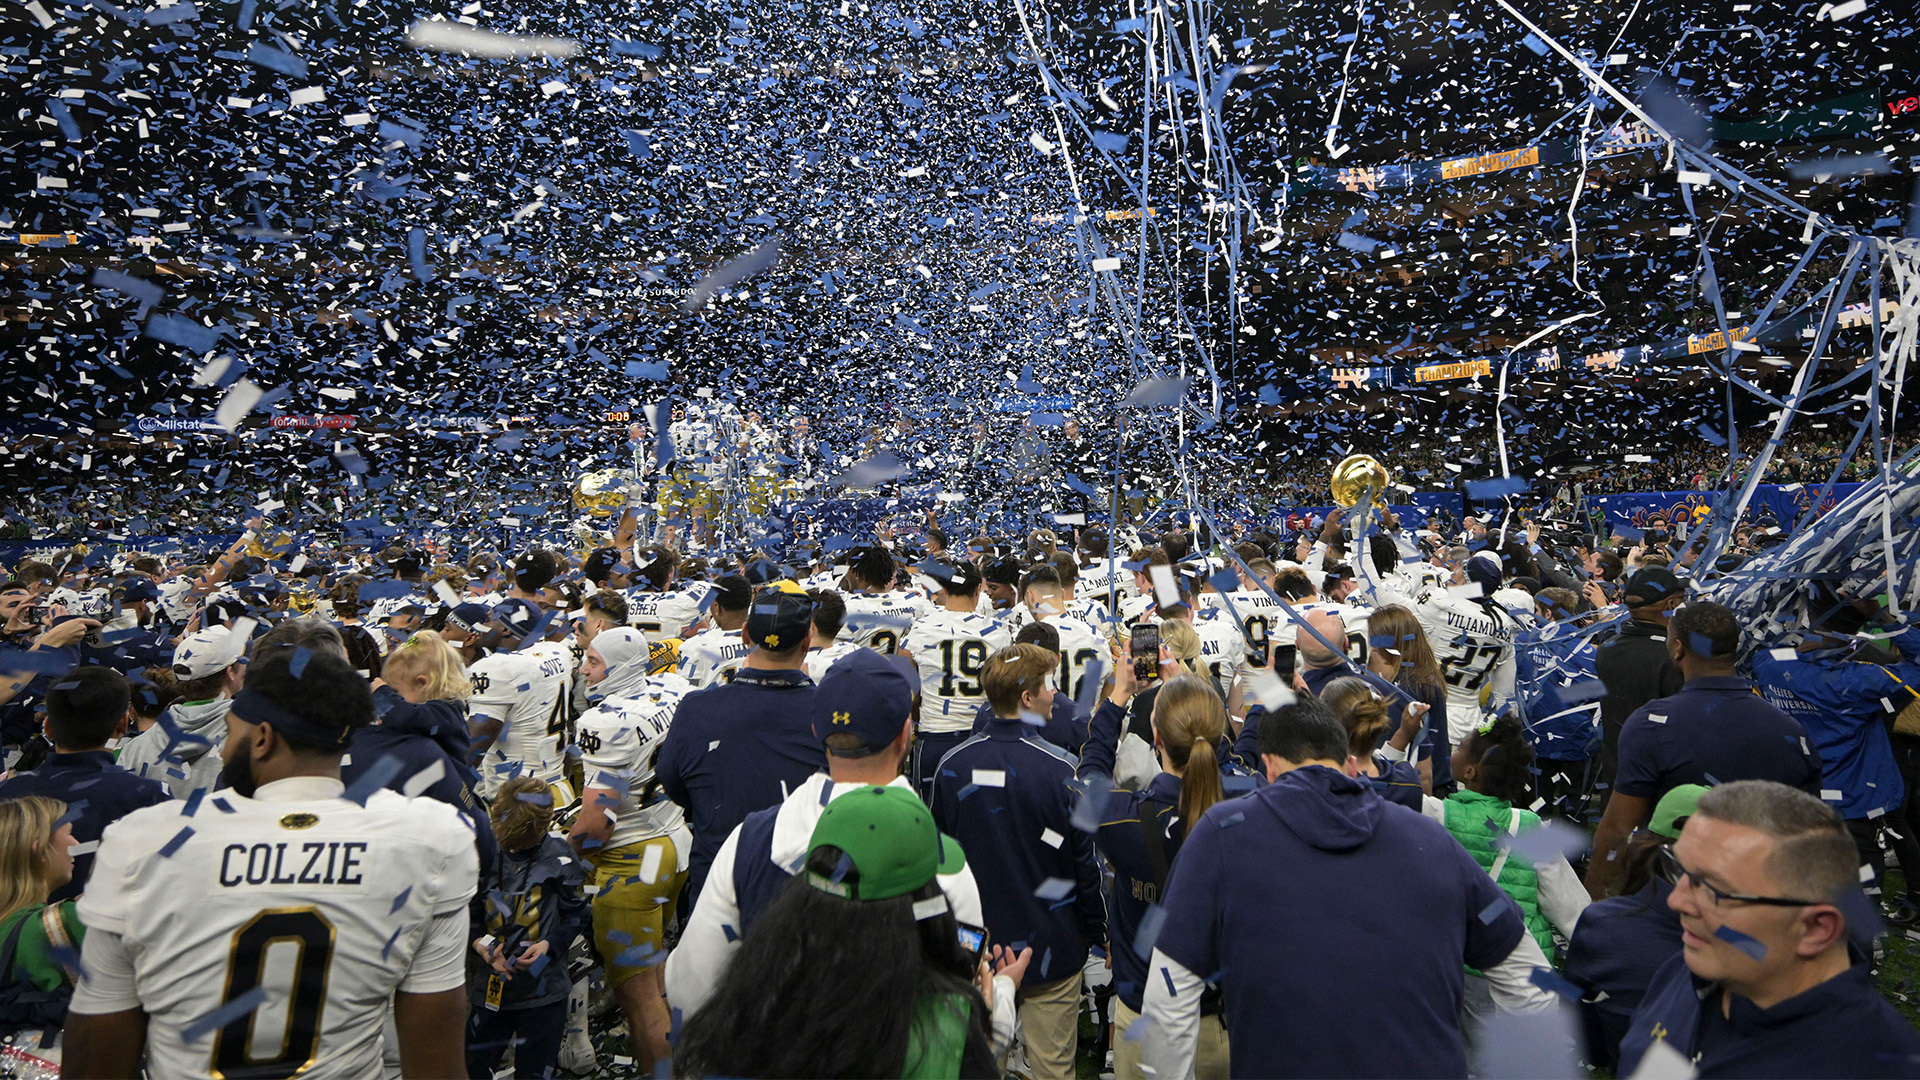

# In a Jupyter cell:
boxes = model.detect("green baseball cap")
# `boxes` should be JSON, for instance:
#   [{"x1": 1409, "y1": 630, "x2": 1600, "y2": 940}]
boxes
[
  {"x1": 1650, "y1": 784, "x2": 1710, "y2": 840},
  {"x1": 805, "y1": 785, "x2": 967, "y2": 902}
]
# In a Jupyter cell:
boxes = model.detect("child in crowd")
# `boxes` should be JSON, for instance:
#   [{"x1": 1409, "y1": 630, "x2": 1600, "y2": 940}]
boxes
[
  {"x1": 1424, "y1": 715, "x2": 1589, "y2": 1020},
  {"x1": 468, "y1": 776, "x2": 588, "y2": 1080}
]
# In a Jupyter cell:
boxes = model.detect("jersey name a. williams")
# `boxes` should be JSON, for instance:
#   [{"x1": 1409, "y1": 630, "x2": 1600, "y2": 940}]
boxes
[{"x1": 217, "y1": 841, "x2": 370, "y2": 887}]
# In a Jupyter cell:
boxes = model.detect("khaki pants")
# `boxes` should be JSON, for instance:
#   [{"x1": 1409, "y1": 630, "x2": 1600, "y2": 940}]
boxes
[
  {"x1": 1112, "y1": 999, "x2": 1230, "y2": 1080},
  {"x1": 1016, "y1": 971, "x2": 1081, "y2": 1080}
]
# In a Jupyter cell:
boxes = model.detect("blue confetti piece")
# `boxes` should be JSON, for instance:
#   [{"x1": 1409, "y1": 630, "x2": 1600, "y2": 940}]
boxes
[
  {"x1": 143, "y1": 314, "x2": 222, "y2": 354},
  {"x1": 287, "y1": 646, "x2": 311, "y2": 680},
  {"x1": 1528, "y1": 966, "x2": 1582, "y2": 1000},
  {"x1": 721, "y1": 923, "x2": 738, "y2": 944},
  {"x1": 159, "y1": 827, "x2": 194, "y2": 857},
  {"x1": 91, "y1": 268, "x2": 164, "y2": 310},
  {"x1": 1132, "y1": 904, "x2": 1166, "y2": 959},
  {"x1": 1160, "y1": 966, "x2": 1178, "y2": 995},
  {"x1": 1033, "y1": 877, "x2": 1075, "y2": 901},
  {"x1": 342, "y1": 755, "x2": 403, "y2": 805},
  {"x1": 389, "y1": 887, "x2": 411, "y2": 914},
  {"x1": 181, "y1": 788, "x2": 205, "y2": 817},
  {"x1": 246, "y1": 42, "x2": 308, "y2": 78},
  {"x1": 1479, "y1": 898, "x2": 1511, "y2": 925},
  {"x1": 182, "y1": 985, "x2": 267, "y2": 1043},
  {"x1": 382, "y1": 925, "x2": 403, "y2": 961},
  {"x1": 408, "y1": 228, "x2": 432, "y2": 283}
]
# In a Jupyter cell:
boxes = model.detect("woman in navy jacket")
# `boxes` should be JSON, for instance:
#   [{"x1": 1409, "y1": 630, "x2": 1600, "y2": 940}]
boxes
[{"x1": 1080, "y1": 649, "x2": 1250, "y2": 1080}]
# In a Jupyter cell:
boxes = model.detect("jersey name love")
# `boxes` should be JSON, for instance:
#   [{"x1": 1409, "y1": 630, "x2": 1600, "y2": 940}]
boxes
[{"x1": 217, "y1": 841, "x2": 371, "y2": 887}]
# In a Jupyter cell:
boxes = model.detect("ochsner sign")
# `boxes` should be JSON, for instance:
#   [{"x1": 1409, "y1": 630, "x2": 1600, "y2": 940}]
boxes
[{"x1": 269, "y1": 414, "x2": 358, "y2": 430}]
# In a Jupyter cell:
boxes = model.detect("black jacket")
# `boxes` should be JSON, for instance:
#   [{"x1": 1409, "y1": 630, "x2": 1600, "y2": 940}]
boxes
[
  {"x1": 1596, "y1": 621, "x2": 1683, "y2": 735},
  {"x1": 348, "y1": 687, "x2": 497, "y2": 868}
]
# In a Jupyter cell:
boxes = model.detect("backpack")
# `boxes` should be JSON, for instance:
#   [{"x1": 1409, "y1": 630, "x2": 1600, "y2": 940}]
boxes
[{"x1": 0, "y1": 908, "x2": 73, "y2": 1032}]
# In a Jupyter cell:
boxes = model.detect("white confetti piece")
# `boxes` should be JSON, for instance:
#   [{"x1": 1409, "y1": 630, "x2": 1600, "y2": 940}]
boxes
[{"x1": 971, "y1": 769, "x2": 1006, "y2": 788}]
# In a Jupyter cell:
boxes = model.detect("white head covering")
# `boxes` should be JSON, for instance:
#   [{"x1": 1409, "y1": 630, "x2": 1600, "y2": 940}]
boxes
[{"x1": 589, "y1": 627, "x2": 654, "y2": 701}]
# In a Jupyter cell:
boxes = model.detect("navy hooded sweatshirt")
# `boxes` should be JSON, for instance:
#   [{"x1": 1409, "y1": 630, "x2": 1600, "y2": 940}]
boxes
[
  {"x1": 1153, "y1": 766, "x2": 1527, "y2": 1078},
  {"x1": 347, "y1": 686, "x2": 497, "y2": 868}
]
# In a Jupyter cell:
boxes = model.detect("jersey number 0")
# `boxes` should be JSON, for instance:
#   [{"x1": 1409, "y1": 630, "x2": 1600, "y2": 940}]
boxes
[{"x1": 212, "y1": 907, "x2": 336, "y2": 1079}]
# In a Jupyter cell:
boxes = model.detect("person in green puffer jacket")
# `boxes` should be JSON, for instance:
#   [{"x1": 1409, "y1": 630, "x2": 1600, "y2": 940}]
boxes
[{"x1": 1423, "y1": 715, "x2": 1590, "y2": 1023}]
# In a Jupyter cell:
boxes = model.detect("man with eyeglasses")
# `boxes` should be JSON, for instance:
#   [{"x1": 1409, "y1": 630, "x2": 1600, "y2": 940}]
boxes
[{"x1": 1618, "y1": 780, "x2": 1920, "y2": 1077}]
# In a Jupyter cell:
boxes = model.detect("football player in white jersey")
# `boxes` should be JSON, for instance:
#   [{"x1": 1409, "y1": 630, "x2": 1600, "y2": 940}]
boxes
[
  {"x1": 1073, "y1": 527, "x2": 1137, "y2": 616},
  {"x1": 1018, "y1": 568, "x2": 1110, "y2": 702},
  {"x1": 838, "y1": 545, "x2": 931, "y2": 655},
  {"x1": 65, "y1": 648, "x2": 475, "y2": 1080},
  {"x1": 1414, "y1": 549, "x2": 1518, "y2": 744},
  {"x1": 675, "y1": 575, "x2": 754, "y2": 688},
  {"x1": 803, "y1": 588, "x2": 866, "y2": 680},
  {"x1": 899, "y1": 560, "x2": 1013, "y2": 792},
  {"x1": 442, "y1": 600, "x2": 572, "y2": 802},
  {"x1": 624, "y1": 545, "x2": 713, "y2": 643},
  {"x1": 571, "y1": 628, "x2": 693, "y2": 1074}
]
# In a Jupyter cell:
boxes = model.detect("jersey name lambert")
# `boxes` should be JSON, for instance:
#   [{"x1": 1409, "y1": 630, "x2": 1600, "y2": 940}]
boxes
[{"x1": 217, "y1": 840, "x2": 371, "y2": 888}]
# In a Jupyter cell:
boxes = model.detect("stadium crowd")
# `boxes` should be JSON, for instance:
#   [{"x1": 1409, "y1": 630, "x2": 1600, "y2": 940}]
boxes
[{"x1": 0, "y1": 493, "x2": 1915, "y2": 1079}]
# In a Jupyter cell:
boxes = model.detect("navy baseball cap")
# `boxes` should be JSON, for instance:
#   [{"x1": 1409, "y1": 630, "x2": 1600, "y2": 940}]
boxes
[
  {"x1": 117, "y1": 578, "x2": 161, "y2": 605},
  {"x1": 746, "y1": 580, "x2": 814, "y2": 651},
  {"x1": 811, "y1": 648, "x2": 914, "y2": 757},
  {"x1": 447, "y1": 602, "x2": 493, "y2": 634},
  {"x1": 493, "y1": 598, "x2": 544, "y2": 642}
]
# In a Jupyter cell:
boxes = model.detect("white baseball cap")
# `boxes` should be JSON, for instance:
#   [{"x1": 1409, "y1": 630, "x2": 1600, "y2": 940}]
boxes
[{"x1": 173, "y1": 626, "x2": 247, "y2": 680}]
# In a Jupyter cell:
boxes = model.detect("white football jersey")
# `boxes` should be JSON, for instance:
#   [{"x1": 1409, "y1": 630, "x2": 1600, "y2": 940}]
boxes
[
  {"x1": 576, "y1": 678, "x2": 693, "y2": 852},
  {"x1": 1043, "y1": 615, "x2": 1109, "y2": 702},
  {"x1": 1074, "y1": 561, "x2": 1137, "y2": 612},
  {"x1": 1414, "y1": 584, "x2": 1517, "y2": 742},
  {"x1": 805, "y1": 639, "x2": 867, "y2": 682},
  {"x1": 841, "y1": 590, "x2": 932, "y2": 654},
  {"x1": 1191, "y1": 611, "x2": 1249, "y2": 696},
  {"x1": 468, "y1": 646, "x2": 571, "y2": 796},
  {"x1": 901, "y1": 610, "x2": 1013, "y2": 733},
  {"x1": 675, "y1": 625, "x2": 751, "y2": 688},
  {"x1": 73, "y1": 779, "x2": 476, "y2": 1079},
  {"x1": 625, "y1": 585, "x2": 710, "y2": 642}
]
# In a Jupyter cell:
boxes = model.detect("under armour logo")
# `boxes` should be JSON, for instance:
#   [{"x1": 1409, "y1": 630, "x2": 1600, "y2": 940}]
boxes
[{"x1": 832, "y1": 711, "x2": 851, "y2": 725}]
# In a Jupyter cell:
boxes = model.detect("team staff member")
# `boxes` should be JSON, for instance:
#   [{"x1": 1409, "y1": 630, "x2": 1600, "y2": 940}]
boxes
[
  {"x1": 1618, "y1": 781, "x2": 1920, "y2": 1077},
  {"x1": 666, "y1": 648, "x2": 984, "y2": 1017},
  {"x1": 931, "y1": 644, "x2": 1106, "y2": 1080},
  {"x1": 657, "y1": 581, "x2": 822, "y2": 902},
  {"x1": 1141, "y1": 699, "x2": 1556, "y2": 1080},
  {"x1": 1586, "y1": 601, "x2": 1822, "y2": 898},
  {"x1": 0, "y1": 667, "x2": 168, "y2": 899},
  {"x1": 1594, "y1": 567, "x2": 1686, "y2": 787},
  {"x1": 64, "y1": 648, "x2": 476, "y2": 1079}
]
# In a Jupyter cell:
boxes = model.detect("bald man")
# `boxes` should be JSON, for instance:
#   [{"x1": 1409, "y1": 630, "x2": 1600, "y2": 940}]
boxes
[{"x1": 1295, "y1": 609, "x2": 1351, "y2": 677}]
